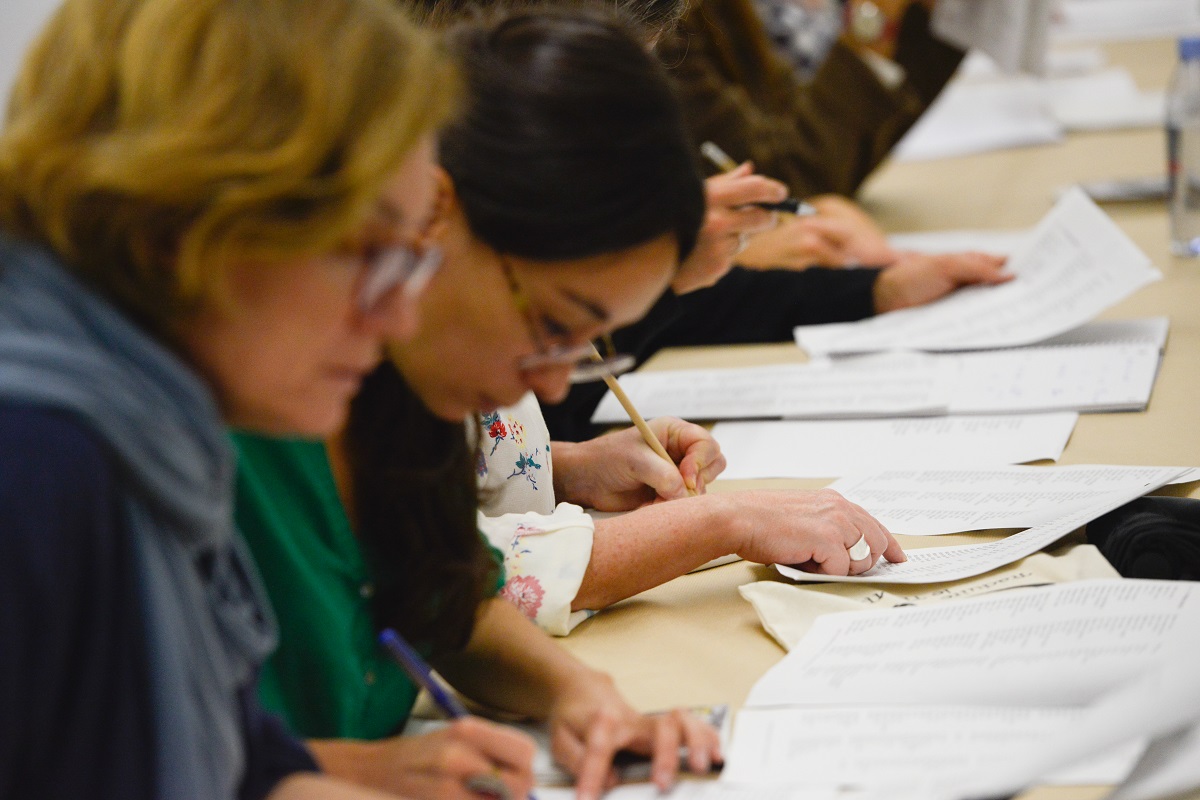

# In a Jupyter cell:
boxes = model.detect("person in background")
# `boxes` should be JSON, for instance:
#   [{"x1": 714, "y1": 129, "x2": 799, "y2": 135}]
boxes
[
  {"x1": 0, "y1": 0, "x2": 459, "y2": 799},
  {"x1": 660, "y1": 0, "x2": 961, "y2": 199}
]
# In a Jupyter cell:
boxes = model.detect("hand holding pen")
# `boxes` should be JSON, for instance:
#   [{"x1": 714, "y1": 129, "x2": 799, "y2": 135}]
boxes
[
  {"x1": 379, "y1": 629, "x2": 538, "y2": 800},
  {"x1": 671, "y1": 152, "x2": 792, "y2": 294}
]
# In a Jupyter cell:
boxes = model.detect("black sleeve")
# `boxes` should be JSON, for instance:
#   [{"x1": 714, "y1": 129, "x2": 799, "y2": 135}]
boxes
[
  {"x1": 541, "y1": 266, "x2": 881, "y2": 441},
  {"x1": 238, "y1": 687, "x2": 320, "y2": 800},
  {"x1": 0, "y1": 404, "x2": 155, "y2": 800}
]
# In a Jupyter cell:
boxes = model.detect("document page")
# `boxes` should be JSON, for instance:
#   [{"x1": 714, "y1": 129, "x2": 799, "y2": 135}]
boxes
[
  {"x1": 722, "y1": 706, "x2": 1146, "y2": 788},
  {"x1": 827, "y1": 465, "x2": 1188, "y2": 536},
  {"x1": 593, "y1": 318, "x2": 1167, "y2": 423},
  {"x1": 711, "y1": 413, "x2": 1077, "y2": 480},
  {"x1": 775, "y1": 469, "x2": 1184, "y2": 584},
  {"x1": 744, "y1": 579, "x2": 1200, "y2": 709},
  {"x1": 941, "y1": 342, "x2": 1163, "y2": 414},
  {"x1": 590, "y1": 354, "x2": 945, "y2": 424},
  {"x1": 794, "y1": 190, "x2": 1161, "y2": 355}
]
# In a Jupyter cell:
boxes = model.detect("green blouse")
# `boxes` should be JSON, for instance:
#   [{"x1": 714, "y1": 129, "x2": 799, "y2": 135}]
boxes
[{"x1": 233, "y1": 433, "x2": 503, "y2": 741}]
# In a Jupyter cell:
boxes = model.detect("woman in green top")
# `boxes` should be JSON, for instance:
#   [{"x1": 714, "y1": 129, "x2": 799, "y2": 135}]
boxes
[{"x1": 235, "y1": 10, "x2": 722, "y2": 800}]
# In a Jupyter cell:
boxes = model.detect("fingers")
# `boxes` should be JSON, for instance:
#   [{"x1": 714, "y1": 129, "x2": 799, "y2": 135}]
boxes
[
  {"x1": 571, "y1": 711, "x2": 622, "y2": 800},
  {"x1": 945, "y1": 251, "x2": 1011, "y2": 285},
  {"x1": 649, "y1": 417, "x2": 724, "y2": 495},
  {"x1": 445, "y1": 718, "x2": 537, "y2": 800},
  {"x1": 705, "y1": 168, "x2": 788, "y2": 209}
]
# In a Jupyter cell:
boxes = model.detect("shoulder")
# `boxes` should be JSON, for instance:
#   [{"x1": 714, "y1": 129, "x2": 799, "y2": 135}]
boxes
[{"x1": 0, "y1": 402, "x2": 122, "y2": 563}]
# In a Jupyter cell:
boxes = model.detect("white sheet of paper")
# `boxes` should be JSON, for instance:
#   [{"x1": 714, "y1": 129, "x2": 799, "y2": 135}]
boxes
[
  {"x1": 711, "y1": 413, "x2": 1078, "y2": 480},
  {"x1": 1110, "y1": 722, "x2": 1200, "y2": 800},
  {"x1": 794, "y1": 190, "x2": 1161, "y2": 355},
  {"x1": 744, "y1": 579, "x2": 1200, "y2": 709},
  {"x1": 774, "y1": 467, "x2": 1186, "y2": 584},
  {"x1": 930, "y1": 635, "x2": 1200, "y2": 800},
  {"x1": 1052, "y1": 0, "x2": 1200, "y2": 43},
  {"x1": 827, "y1": 464, "x2": 1191, "y2": 536},
  {"x1": 893, "y1": 78, "x2": 1063, "y2": 162},
  {"x1": 535, "y1": 785, "x2": 835, "y2": 800},
  {"x1": 940, "y1": 342, "x2": 1163, "y2": 414},
  {"x1": 722, "y1": 706, "x2": 1146, "y2": 788},
  {"x1": 591, "y1": 353, "x2": 946, "y2": 424},
  {"x1": 887, "y1": 227, "x2": 1032, "y2": 256}
]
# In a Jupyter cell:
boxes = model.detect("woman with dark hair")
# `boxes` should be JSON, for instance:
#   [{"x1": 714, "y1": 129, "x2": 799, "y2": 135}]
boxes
[{"x1": 233, "y1": 10, "x2": 727, "y2": 800}]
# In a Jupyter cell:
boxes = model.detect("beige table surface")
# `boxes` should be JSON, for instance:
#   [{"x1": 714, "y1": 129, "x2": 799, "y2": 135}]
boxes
[{"x1": 558, "y1": 36, "x2": 1200, "y2": 800}]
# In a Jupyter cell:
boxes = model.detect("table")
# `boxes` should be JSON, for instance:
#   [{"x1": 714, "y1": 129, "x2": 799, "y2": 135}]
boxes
[{"x1": 559, "y1": 35, "x2": 1200, "y2": 800}]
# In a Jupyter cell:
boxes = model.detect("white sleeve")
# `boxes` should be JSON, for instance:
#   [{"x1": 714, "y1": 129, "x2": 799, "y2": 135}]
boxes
[{"x1": 478, "y1": 503, "x2": 597, "y2": 636}]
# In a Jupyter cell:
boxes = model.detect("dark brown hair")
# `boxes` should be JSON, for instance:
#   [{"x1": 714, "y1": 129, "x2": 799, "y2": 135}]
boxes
[
  {"x1": 346, "y1": 361, "x2": 496, "y2": 655},
  {"x1": 349, "y1": 6, "x2": 704, "y2": 653}
]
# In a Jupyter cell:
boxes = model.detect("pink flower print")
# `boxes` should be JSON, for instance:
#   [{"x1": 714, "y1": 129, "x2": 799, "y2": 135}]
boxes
[{"x1": 501, "y1": 575, "x2": 545, "y2": 620}]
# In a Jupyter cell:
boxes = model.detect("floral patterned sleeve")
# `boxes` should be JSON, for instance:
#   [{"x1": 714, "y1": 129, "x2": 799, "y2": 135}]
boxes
[
  {"x1": 476, "y1": 506, "x2": 596, "y2": 636},
  {"x1": 475, "y1": 392, "x2": 597, "y2": 635}
]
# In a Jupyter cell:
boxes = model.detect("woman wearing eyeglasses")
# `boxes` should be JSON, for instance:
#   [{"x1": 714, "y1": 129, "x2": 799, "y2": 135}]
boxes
[
  {"x1": 0, "y1": 0, "x2": 459, "y2": 799},
  {"x1": 233, "y1": 10, "x2": 726, "y2": 800}
]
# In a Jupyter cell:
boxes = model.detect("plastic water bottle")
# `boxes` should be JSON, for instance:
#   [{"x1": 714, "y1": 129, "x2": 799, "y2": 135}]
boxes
[{"x1": 1167, "y1": 36, "x2": 1200, "y2": 256}]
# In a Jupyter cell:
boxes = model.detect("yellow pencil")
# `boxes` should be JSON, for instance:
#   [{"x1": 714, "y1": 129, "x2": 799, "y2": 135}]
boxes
[{"x1": 589, "y1": 345, "x2": 697, "y2": 497}]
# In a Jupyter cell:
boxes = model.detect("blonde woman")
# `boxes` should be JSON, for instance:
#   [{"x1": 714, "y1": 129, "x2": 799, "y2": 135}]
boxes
[{"x1": 0, "y1": 0, "x2": 456, "y2": 798}]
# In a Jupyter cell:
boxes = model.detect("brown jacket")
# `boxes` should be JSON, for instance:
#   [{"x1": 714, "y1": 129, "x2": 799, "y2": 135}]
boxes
[{"x1": 658, "y1": 0, "x2": 964, "y2": 196}]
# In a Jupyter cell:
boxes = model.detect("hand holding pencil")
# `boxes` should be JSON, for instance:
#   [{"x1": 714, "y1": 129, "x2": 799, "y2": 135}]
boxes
[{"x1": 543, "y1": 348, "x2": 727, "y2": 510}]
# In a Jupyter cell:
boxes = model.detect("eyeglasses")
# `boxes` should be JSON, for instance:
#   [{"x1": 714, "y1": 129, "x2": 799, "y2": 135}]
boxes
[
  {"x1": 499, "y1": 257, "x2": 635, "y2": 384},
  {"x1": 356, "y1": 242, "x2": 442, "y2": 314}
]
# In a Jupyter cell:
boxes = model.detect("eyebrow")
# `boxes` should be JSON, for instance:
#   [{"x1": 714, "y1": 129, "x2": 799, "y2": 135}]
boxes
[{"x1": 560, "y1": 289, "x2": 611, "y2": 324}]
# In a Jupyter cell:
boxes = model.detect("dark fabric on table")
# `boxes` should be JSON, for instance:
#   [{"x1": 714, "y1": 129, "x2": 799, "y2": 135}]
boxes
[
  {"x1": 543, "y1": 265, "x2": 880, "y2": 442},
  {"x1": 1087, "y1": 496, "x2": 1200, "y2": 581}
]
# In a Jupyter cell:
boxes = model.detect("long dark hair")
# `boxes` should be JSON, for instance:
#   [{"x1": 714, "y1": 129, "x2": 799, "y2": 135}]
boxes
[
  {"x1": 439, "y1": 7, "x2": 706, "y2": 262},
  {"x1": 409, "y1": 0, "x2": 692, "y2": 45},
  {"x1": 349, "y1": 7, "x2": 705, "y2": 654}
]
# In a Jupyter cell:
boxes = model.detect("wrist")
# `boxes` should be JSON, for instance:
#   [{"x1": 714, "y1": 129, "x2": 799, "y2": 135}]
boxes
[{"x1": 550, "y1": 440, "x2": 584, "y2": 504}]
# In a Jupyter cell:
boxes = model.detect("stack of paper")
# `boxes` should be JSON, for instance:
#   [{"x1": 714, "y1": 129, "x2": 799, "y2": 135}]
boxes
[
  {"x1": 725, "y1": 580, "x2": 1200, "y2": 799},
  {"x1": 591, "y1": 317, "x2": 1167, "y2": 423},
  {"x1": 794, "y1": 189, "x2": 1162, "y2": 355}
]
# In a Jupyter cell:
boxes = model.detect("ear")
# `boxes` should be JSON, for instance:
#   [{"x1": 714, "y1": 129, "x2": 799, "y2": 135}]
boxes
[{"x1": 421, "y1": 165, "x2": 460, "y2": 242}]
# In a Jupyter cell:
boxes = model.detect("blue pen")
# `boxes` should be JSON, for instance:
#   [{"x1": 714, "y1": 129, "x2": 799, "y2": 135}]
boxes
[{"x1": 379, "y1": 628, "x2": 536, "y2": 800}]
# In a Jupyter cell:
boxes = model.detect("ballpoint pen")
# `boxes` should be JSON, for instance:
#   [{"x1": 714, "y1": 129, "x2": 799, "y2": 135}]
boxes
[
  {"x1": 700, "y1": 140, "x2": 818, "y2": 216},
  {"x1": 379, "y1": 628, "x2": 535, "y2": 800}
]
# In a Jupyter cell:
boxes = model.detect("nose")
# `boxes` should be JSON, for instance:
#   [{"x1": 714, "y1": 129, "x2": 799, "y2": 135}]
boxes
[
  {"x1": 522, "y1": 364, "x2": 574, "y2": 405},
  {"x1": 360, "y1": 287, "x2": 421, "y2": 343}
]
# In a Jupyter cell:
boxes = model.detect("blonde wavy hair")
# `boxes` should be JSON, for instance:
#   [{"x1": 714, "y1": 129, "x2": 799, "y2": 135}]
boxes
[{"x1": 0, "y1": 0, "x2": 457, "y2": 335}]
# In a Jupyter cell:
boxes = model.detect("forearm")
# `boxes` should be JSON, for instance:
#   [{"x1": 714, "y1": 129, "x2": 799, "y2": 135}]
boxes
[
  {"x1": 434, "y1": 598, "x2": 604, "y2": 719},
  {"x1": 573, "y1": 494, "x2": 741, "y2": 611},
  {"x1": 267, "y1": 772, "x2": 402, "y2": 800},
  {"x1": 305, "y1": 740, "x2": 386, "y2": 793}
]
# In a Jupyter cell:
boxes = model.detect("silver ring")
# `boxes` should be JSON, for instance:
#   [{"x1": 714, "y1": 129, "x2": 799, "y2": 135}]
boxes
[{"x1": 848, "y1": 535, "x2": 871, "y2": 561}]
